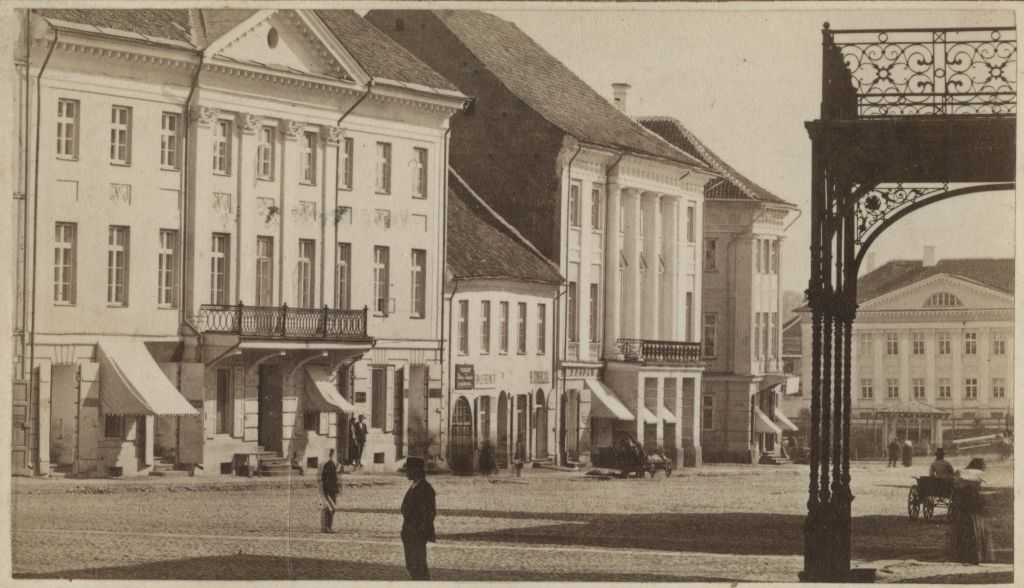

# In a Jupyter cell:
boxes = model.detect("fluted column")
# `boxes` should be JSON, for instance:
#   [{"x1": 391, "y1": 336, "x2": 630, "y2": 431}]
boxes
[
  {"x1": 660, "y1": 195, "x2": 680, "y2": 340},
  {"x1": 641, "y1": 191, "x2": 661, "y2": 340},
  {"x1": 621, "y1": 188, "x2": 642, "y2": 338},
  {"x1": 236, "y1": 113, "x2": 261, "y2": 304},
  {"x1": 603, "y1": 182, "x2": 623, "y2": 356}
]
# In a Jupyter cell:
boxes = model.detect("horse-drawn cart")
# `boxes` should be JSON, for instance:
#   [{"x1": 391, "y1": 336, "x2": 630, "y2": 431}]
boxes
[{"x1": 908, "y1": 476, "x2": 954, "y2": 520}]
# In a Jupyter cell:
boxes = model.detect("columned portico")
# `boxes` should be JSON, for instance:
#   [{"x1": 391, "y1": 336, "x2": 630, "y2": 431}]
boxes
[
  {"x1": 640, "y1": 191, "x2": 661, "y2": 340},
  {"x1": 660, "y1": 195, "x2": 680, "y2": 340},
  {"x1": 621, "y1": 188, "x2": 643, "y2": 339},
  {"x1": 603, "y1": 181, "x2": 623, "y2": 356}
]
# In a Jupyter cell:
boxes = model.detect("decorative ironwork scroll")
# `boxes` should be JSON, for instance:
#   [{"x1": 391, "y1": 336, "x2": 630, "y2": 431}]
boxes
[{"x1": 853, "y1": 183, "x2": 947, "y2": 243}]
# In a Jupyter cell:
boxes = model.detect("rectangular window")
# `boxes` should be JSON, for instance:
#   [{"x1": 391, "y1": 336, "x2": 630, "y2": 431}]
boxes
[
  {"x1": 413, "y1": 147, "x2": 428, "y2": 197},
  {"x1": 517, "y1": 302, "x2": 527, "y2": 354},
  {"x1": 703, "y1": 313, "x2": 717, "y2": 358},
  {"x1": 567, "y1": 282, "x2": 578, "y2": 342},
  {"x1": 964, "y1": 331, "x2": 977, "y2": 355},
  {"x1": 56, "y1": 98, "x2": 79, "y2": 159},
  {"x1": 371, "y1": 367, "x2": 386, "y2": 429},
  {"x1": 685, "y1": 292, "x2": 694, "y2": 341},
  {"x1": 375, "y1": 142, "x2": 391, "y2": 193},
  {"x1": 304, "y1": 411, "x2": 318, "y2": 432},
  {"x1": 964, "y1": 378, "x2": 978, "y2": 399},
  {"x1": 885, "y1": 333, "x2": 899, "y2": 355},
  {"x1": 335, "y1": 243, "x2": 350, "y2": 310},
  {"x1": 754, "y1": 312, "x2": 761, "y2": 359},
  {"x1": 771, "y1": 313, "x2": 779, "y2": 359},
  {"x1": 568, "y1": 182, "x2": 581, "y2": 227},
  {"x1": 107, "y1": 226, "x2": 129, "y2": 305},
  {"x1": 458, "y1": 300, "x2": 469, "y2": 355},
  {"x1": 54, "y1": 222, "x2": 76, "y2": 304},
  {"x1": 257, "y1": 126, "x2": 275, "y2": 179},
  {"x1": 480, "y1": 301, "x2": 491, "y2": 354},
  {"x1": 886, "y1": 378, "x2": 899, "y2": 399},
  {"x1": 109, "y1": 106, "x2": 132, "y2": 165},
  {"x1": 537, "y1": 303, "x2": 546, "y2": 355},
  {"x1": 938, "y1": 378, "x2": 952, "y2": 399},
  {"x1": 992, "y1": 378, "x2": 1006, "y2": 398},
  {"x1": 215, "y1": 369, "x2": 233, "y2": 435},
  {"x1": 992, "y1": 332, "x2": 1006, "y2": 355},
  {"x1": 160, "y1": 112, "x2": 180, "y2": 169},
  {"x1": 686, "y1": 205, "x2": 695, "y2": 242},
  {"x1": 755, "y1": 239, "x2": 763, "y2": 274},
  {"x1": 762, "y1": 312, "x2": 771, "y2": 359},
  {"x1": 104, "y1": 415, "x2": 125, "y2": 439},
  {"x1": 589, "y1": 283, "x2": 600, "y2": 343},
  {"x1": 590, "y1": 185, "x2": 603, "y2": 229},
  {"x1": 763, "y1": 239, "x2": 772, "y2": 275},
  {"x1": 860, "y1": 379, "x2": 874, "y2": 399},
  {"x1": 701, "y1": 394, "x2": 713, "y2": 431},
  {"x1": 302, "y1": 132, "x2": 317, "y2": 184},
  {"x1": 411, "y1": 249, "x2": 426, "y2": 318},
  {"x1": 770, "y1": 240, "x2": 779, "y2": 274},
  {"x1": 937, "y1": 332, "x2": 951, "y2": 355},
  {"x1": 858, "y1": 334, "x2": 872, "y2": 357},
  {"x1": 157, "y1": 229, "x2": 178, "y2": 308},
  {"x1": 912, "y1": 332, "x2": 925, "y2": 355},
  {"x1": 210, "y1": 233, "x2": 229, "y2": 305},
  {"x1": 256, "y1": 237, "x2": 274, "y2": 306},
  {"x1": 500, "y1": 301, "x2": 510, "y2": 353},
  {"x1": 213, "y1": 119, "x2": 231, "y2": 174},
  {"x1": 912, "y1": 378, "x2": 926, "y2": 399},
  {"x1": 373, "y1": 246, "x2": 390, "y2": 315},
  {"x1": 340, "y1": 137, "x2": 354, "y2": 189},
  {"x1": 704, "y1": 239, "x2": 717, "y2": 272},
  {"x1": 297, "y1": 239, "x2": 315, "y2": 308}
]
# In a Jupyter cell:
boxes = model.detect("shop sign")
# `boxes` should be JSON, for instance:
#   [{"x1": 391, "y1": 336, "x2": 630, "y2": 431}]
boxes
[
  {"x1": 475, "y1": 372, "x2": 496, "y2": 389},
  {"x1": 455, "y1": 364, "x2": 475, "y2": 390},
  {"x1": 530, "y1": 370, "x2": 550, "y2": 384}
]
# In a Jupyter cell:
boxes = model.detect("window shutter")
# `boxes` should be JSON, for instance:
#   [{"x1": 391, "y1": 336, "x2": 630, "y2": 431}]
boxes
[
  {"x1": 384, "y1": 366, "x2": 395, "y2": 433},
  {"x1": 319, "y1": 412, "x2": 329, "y2": 436}
]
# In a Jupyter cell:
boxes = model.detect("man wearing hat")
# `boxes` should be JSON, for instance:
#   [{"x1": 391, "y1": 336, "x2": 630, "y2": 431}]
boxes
[
  {"x1": 320, "y1": 449, "x2": 340, "y2": 533},
  {"x1": 400, "y1": 456, "x2": 436, "y2": 580},
  {"x1": 929, "y1": 448, "x2": 954, "y2": 479}
]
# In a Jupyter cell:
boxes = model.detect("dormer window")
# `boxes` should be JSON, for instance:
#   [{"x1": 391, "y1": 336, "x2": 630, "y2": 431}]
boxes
[{"x1": 924, "y1": 292, "x2": 962, "y2": 307}]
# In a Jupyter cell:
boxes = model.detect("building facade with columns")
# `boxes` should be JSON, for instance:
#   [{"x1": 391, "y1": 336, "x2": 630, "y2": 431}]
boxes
[
  {"x1": 367, "y1": 10, "x2": 714, "y2": 466},
  {"x1": 641, "y1": 117, "x2": 801, "y2": 464},
  {"x1": 12, "y1": 8, "x2": 465, "y2": 477},
  {"x1": 443, "y1": 170, "x2": 563, "y2": 474},
  {"x1": 795, "y1": 255, "x2": 1014, "y2": 438}
]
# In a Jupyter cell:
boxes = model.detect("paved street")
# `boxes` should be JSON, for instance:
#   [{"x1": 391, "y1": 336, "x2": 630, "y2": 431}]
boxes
[{"x1": 11, "y1": 457, "x2": 1013, "y2": 583}]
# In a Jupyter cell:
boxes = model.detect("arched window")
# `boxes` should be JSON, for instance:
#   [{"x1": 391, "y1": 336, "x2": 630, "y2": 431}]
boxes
[{"x1": 924, "y1": 292, "x2": 963, "y2": 307}]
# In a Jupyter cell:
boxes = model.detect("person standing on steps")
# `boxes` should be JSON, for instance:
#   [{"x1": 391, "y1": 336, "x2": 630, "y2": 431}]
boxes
[
  {"x1": 353, "y1": 415, "x2": 368, "y2": 469},
  {"x1": 320, "y1": 449, "x2": 340, "y2": 533},
  {"x1": 401, "y1": 456, "x2": 436, "y2": 581}
]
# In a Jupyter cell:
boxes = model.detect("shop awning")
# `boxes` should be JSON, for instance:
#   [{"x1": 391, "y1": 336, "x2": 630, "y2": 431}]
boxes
[
  {"x1": 97, "y1": 340, "x2": 199, "y2": 416},
  {"x1": 754, "y1": 407, "x2": 783, "y2": 435},
  {"x1": 639, "y1": 407, "x2": 659, "y2": 425},
  {"x1": 659, "y1": 405, "x2": 678, "y2": 424},
  {"x1": 774, "y1": 407, "x2": 799, "y2": 432},
  {"x1": 304, "y1": 365, "x2": 357, "y2": 413},
  {"x1": 584, "y1": 378, "x2": 634, "y2": 421}
]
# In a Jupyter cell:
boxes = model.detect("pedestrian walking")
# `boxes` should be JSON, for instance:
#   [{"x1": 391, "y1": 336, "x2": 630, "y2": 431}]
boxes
[
  {"x1": 401, "y1": 456, "x2": 436, "y2": 581},
  {"x1": 902, "y1": 438, "x2": 914, "y2": 467},
  {"x1": 347, "y1": 416, "x2": 359, "y2": 466},
  {"x1": 949, "y1": 458, "x2": 994, "y2": 564},
  {"x1": 353, "y1": 415, "x2": 368, "y2": 469},
  {"x1": 887, "y1": 438, "x2": 900, "y2": 467},
  {"x1": 320, "y1": 449, "x2": 340, "y2": 533},
  {"x1": 513, "y1": 441, "x2": 525, "y2": 478}
]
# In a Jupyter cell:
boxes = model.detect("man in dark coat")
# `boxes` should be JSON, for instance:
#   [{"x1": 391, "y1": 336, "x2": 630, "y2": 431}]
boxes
[
  {"x1": 401, "y1": 456, "x2": 436, "y2": 580},
  {"x1": 353, "y1": 415, "x2": 368, "y2": 469},
  {"x1": 888, "y1": 438, "x2": 900, "y2": 467},
  {"x1": 320, "y1": 449, "x2": 340, "y2": 533}
]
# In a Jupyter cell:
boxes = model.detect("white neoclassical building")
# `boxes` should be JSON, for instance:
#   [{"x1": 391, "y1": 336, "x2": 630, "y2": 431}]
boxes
[{"x1": 12, "y1": 8, "x2": 465, "y2": 477}]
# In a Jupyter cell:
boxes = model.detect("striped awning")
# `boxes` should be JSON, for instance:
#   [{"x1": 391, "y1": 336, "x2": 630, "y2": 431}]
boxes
[
  {"x1": 754, "y1": 407, "x2": 783, "y2": 435},
  {"x1": 304, "y1": 365, "x2": 357, "y2": 413},
  {"x1": 97, "y1": 340, "x2": 198, "y2": 416},
  {"x1": 584, "y1": 378, "x2": 634, "y2": 421},
  {"x1": 659, "y1": 405, "x2": 678, "y2": 424},
  {"x1": 639, "y1": 407, "x2": 659, "y2": 425},
  {"x1": 774, "y1": 407, "x2": 799, "y2": 432}
]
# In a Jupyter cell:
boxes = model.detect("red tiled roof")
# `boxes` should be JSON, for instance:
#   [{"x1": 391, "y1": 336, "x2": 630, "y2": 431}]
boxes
[
  {"x1": 421, "y1": 10, "x2": 707, "y2": 167},
  {"x1": 858, "y1": 258, "x2": 1014, "y2": 303},
  {"x1": 447, "y1": 171, "x2": 563, "y2": 284},
  {"x1": 639, "y1": 117, "x2": 794, "y2": 206}
]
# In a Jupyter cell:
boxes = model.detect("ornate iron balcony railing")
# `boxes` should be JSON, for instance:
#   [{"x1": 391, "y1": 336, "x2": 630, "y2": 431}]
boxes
[
  {"x1": 616, "y1": 338, "x2": 703, "y2": 365},
  {"x1": 197, "y1": 303, "x2": 369, "y2": 339},
  {"x1": 822, "y1": 24, "x2": 1016, "y2": 118}
]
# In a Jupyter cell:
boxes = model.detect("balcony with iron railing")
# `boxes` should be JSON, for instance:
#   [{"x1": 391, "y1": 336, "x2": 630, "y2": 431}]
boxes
[
  {"x1": 196, "y1": 303, "x2": 370, "y2": 340},
  {"x1": 822, "y1": 24, "x2": 1016, "y2": 119},
  {"x1": 615, "y1": 338, "x2": 703, "y2": 366}
]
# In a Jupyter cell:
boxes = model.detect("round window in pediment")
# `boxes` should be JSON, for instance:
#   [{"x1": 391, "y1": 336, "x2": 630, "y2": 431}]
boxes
[{"x1": 267, "y1": 27, "x2": 279, "y2": 49}]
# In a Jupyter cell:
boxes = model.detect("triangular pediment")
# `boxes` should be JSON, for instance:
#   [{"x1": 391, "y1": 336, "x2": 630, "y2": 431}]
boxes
[
  {"x1": 206, "y1": 10, "x2": 366, "y2": 84},
  {"x1": 859, "y1": 273, "x2": 1013, "y2": 312}
]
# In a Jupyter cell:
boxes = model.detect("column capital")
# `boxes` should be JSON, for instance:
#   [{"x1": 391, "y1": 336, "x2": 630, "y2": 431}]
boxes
[
  {"x1": 321, "y1": 125, "x2": 345, "y2": 145},
  {"x1": 621, "y1": 186, "x2": 643, "y2": 199},
  {"x1": 189, "y1": 105, "x2": 221, "y2": 127},
  {"x1": 281, "y1": 120, "x2": 304, "y2": 141},
  {"x1": 236, "y1": 112, "x2": 263, "y2": 135},
  {"x1": 641, "y1": 189, "x2": 662, "y2": 202}
]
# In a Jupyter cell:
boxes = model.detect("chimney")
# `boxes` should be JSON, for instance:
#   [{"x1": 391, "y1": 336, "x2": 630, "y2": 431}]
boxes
[
  {"x1": 865, "y1": 253, "x2": 876, "y2": 273},
  {"x1": 923, "y1": 245, "x2": 936, "y2": 267},
  {"x1": 612, "y1": 83, "x2": 631, "y2": 114}
]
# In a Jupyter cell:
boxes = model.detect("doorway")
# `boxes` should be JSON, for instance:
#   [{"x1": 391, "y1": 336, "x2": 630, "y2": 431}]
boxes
[
  {"x1": 450, "y1": 396, "x2": 473, "y2": 475},
  {"x1": 135, "y1": 416, "x2": 147, "y2": 470},
  {"x1": 496, "y1": 392, "x2": 509, "y2": 469},
  {"x1": 394, "y1": 368, "x2": 405, "y2": 459},
  {"x1": 534, "y1": 389, "x2": 548, "y2": 460},
  {"x1": 258, "y1": 364, "x2": 283, "y2": 454}
]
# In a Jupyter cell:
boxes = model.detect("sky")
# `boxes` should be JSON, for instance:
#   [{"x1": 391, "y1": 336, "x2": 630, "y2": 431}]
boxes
[{"x1": 495, "y1": 7, "x2": 1016, "y2": 294}]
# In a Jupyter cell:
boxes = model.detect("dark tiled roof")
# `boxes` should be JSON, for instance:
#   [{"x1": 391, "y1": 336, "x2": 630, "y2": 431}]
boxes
[
  {"x1": 858, "y1": 258, "x2": 1014, "y2": 303},
  {"x1": 782, "y1": 316, "x2": 802, "y2": 356},
  {"x1": 426, "y1": 10, "x2": 705, "y2": 167},
  {"x1": 200, "y1": 9, "x2": 257, "y2": 44},
  {"x1": 448, "y1": 171, "x2": 563, "y2": 284},
  {"x1": 639, "y1": 117, "x2": 794, "y2": 206},
  {"x1": 37, "y1": 9, "x2": 196, "y2": 46},
  {"x1": 316, "y1": 10, "x2": 458, "y2": 92}
]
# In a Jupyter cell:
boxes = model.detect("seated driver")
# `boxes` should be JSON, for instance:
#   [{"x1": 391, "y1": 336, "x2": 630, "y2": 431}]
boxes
[{"x1": 929, "y1": 448, "x2": 954, "y2": 479}]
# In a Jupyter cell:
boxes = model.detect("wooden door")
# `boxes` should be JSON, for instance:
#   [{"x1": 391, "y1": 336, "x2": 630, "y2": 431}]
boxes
[
  {"x1": 496, "y1": 392, "x2": 509, "y2": 468},
  {"x1": 11, "y1": 380, "x2": 31, "y2": 475},
  {"x1": 450, "y1": 397, "x2": 473, "y2": 475},
  {"x1": 258, "y1": 365, "x2": 283, "y2": 453}
]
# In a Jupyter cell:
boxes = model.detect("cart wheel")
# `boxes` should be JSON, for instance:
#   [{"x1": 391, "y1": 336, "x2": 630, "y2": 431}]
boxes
[
  {"x1": 907, "y1": 486, "x2": 920, "y2": 519},
  {"x1": 923, "y1": 499, "x2": 934, "y2": 520}
]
